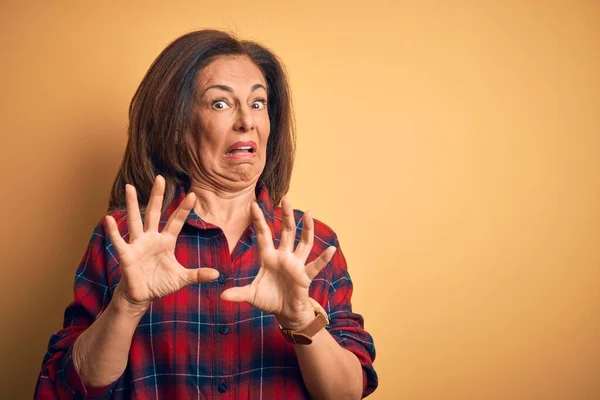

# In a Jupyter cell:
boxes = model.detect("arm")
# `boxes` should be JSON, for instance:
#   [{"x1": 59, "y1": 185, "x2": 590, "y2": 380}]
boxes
[
  {"x1": 34, "y1": 226, "x2": 149, "y2": 399},
  {"x1": 316, "y1": 242, "x2": 379, "y2": 399},
  {"x1": 34, "y1": 221, "x2": 124, "y2": 399},
  {"x1": 72, "y1": 284, "x2": 148, "y2": 387},
  {"x1": 293, "y1": 326, "x2": 363, "y2": 399},
  {"x1": 35, "y1": 176, "x2": 219, "y2": 399},
  {"x1": 278, "y1": 242, "x2": 377, "y2": 400}
]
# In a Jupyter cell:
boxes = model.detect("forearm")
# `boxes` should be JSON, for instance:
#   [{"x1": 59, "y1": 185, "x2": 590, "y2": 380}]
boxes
[
  {"x1": 295, "y1": 328, "x2": 363, "y2": 400},
  {"x1": 72, "y1": 286, "x2": 147, "y2": 387}
]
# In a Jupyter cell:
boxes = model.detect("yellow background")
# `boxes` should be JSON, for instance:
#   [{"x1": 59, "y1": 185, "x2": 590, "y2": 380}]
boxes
[{"x1": 1, "y1": 1, "x2": 599, "y2": 399}]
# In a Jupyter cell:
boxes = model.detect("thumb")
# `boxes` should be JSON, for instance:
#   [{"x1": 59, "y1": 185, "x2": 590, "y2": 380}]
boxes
[
  {"x1": 182, "y1": 267, "x2": 220, "y2": 286},
  {"x1": 221, "y1": 285, "x2": 254, "y2": 303}
]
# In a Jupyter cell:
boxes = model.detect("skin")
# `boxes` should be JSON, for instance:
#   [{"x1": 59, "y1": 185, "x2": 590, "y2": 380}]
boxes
[{"x1": 73, "y1": 55, "x2": 363, "y2": 399}]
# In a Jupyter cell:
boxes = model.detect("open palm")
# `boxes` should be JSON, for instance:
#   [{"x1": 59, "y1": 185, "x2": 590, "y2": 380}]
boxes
[
  {"x1": 221, "y1": 197, "x2": 336, "y2": 330},
  {"x1": 105, "y1": 176, "x2": 219, "y2": 309}
]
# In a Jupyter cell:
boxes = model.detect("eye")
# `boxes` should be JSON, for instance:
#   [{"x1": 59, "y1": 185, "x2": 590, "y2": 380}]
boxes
[
  {"x1": 212, "y1": 100, "x2": 231, "y2": 110},
  {"x1": 252, "y1": 98, "x2": 267, "y2": 110}
]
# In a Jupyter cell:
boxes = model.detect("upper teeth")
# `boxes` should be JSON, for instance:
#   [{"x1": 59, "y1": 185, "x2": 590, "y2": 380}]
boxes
[{"x1": 237, "y1": 146, "x2": 252, "y2": 150}]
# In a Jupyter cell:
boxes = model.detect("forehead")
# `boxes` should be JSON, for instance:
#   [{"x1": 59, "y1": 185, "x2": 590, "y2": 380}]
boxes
[{"x1": 197, "y1": 55, "x2": 266, "y2": 89}]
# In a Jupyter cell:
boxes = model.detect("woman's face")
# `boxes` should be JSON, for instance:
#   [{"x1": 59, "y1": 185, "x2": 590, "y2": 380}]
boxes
[{"x1": 187, "y1": 55, "x2": 270, "y2": 192}]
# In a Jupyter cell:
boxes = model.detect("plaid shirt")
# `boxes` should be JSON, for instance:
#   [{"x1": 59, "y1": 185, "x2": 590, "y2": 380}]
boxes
[{"x1": 35, "y1": 183, "x2": 378, "y2": 399}]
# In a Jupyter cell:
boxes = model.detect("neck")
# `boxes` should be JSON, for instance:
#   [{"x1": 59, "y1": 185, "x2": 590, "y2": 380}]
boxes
[{"x1": 189, "y1": 181, "x2": 257, "y2": 228}]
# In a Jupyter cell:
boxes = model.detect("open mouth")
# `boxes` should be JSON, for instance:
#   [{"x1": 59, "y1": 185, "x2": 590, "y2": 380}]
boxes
[
  {"x1": 225, "y1": 141, "x2": 257, "y2": 158},
  {"x1": 225, "y1": 146, "x2": 255, "y2": 156}
]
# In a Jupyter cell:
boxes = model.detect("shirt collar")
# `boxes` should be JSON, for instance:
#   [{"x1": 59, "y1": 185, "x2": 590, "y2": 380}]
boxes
[{"x1": 161, "y1": 182, "x2": 275, "y2": 233}]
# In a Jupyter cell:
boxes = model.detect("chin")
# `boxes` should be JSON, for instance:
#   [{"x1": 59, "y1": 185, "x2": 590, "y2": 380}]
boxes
[{"x1": 230, "y1": 165, "x2": 261, "y2": 184}]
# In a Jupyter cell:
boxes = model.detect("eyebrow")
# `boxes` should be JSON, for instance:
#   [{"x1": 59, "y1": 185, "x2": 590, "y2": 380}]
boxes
[{"x1": 199, "y1": 83, "x2": 267, "y2": 98}]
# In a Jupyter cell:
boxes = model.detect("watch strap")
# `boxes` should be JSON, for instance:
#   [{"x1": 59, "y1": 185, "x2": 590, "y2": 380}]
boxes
[{"x1": 280, "y1": 298, "x2": 329, "y2": 345}]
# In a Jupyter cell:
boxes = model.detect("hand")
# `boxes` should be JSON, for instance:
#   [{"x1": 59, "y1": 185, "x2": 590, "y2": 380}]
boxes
[
  {"x1": 221, "y1": 197, "x2": 336, "y2": 330},
  {"x1": 105, "y1": 175, "x2": 219, "y2": 314}
]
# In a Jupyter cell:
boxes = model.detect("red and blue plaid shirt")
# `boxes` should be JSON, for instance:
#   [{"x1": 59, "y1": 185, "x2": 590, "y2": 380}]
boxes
[{"x1": 35, "y1": 183, "x2": 378, "y2": 399}]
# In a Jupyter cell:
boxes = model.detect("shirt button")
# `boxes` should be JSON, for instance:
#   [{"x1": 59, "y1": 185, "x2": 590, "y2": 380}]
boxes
[
  {"x1": 219, "y1": 325, "x2": 230, "y2": 335},
  {"x1": 217, "y1": 380, "x2": 228, "y2": 393},
  {"x1": 218, "y1": 273, "x2": 228, "y2": 284}
]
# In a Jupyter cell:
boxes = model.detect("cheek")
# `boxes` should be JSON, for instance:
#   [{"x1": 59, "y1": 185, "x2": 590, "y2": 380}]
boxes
[
  {"x1": 259, "y1": 116, "x2": 271, "y2": 144},
  {"x1": 197, "y1": 118, "x2": 227, "y2": 155}
]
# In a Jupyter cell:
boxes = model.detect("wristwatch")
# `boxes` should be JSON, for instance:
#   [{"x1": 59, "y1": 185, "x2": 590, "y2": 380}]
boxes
[{"x1": 279, "y1": 298, "x2": 329, "y2": 345}]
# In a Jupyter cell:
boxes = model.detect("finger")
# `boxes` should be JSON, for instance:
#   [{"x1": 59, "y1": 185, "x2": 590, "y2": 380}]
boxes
[
  {"x1": 294, "y1": 210, "x2": 314, "y2": 261},
  {"x1": 104, "y1": 215, "x2": 128, "y2": 256},
  {"x1": 144, "y1": 175, "x2": 165, "y2": 232},
  {"x1": 278, "y1": 196, "x2": 297, "y2": 252},
  {"x1": 182, "y1": 267, "x2": 220, "y2": 286},
  {"x1": 305, "y1": 246, "x2": 336, "y2": 280},
  {"x1": 251, "y1": 202, "x2": 274, "y2": 253},
  {"x1": 125, "y1": 184, "x2": 143, "y2": 241},
  {"x1": 164, "y1": 192, "x2": 195, "y2": 237},
  {"x1": 221, "y1": 285, "x2": 255, "y2": 303}
]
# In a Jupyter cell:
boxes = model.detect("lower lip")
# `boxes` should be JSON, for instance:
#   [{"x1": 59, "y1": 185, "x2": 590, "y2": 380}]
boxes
[{"x1": 224, "y1": 152, "x2": 257, "y2": 160}]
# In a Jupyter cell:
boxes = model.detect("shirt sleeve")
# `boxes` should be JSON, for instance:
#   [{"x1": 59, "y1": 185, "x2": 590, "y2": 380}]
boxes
[
  {"x1": 34, "y1": 218, "x2": 122, "y2": 399},
  {"x1": 325, "y1": 234, "x2": 378, "y2": 398}
]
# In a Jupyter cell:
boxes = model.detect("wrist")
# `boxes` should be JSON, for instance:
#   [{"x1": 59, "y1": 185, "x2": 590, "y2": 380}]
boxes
[
  {"x1": 111, "y1": 283, "x2": 150, "y2": 318},
  {"x1": 278, "y1": 298, "x2": 330, "y2": 345},
  {"x1": 276, "y1": 299, "x2": 318, "y2": 331}
]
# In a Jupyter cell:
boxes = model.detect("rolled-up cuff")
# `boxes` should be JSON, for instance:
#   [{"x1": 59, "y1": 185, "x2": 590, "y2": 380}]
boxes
[
  {"x1": 60, "y1": 345, "x2": 120, "y2": 399},
  {"x1": 330, "y1": 331, "x2": 378, "y2": 398}
]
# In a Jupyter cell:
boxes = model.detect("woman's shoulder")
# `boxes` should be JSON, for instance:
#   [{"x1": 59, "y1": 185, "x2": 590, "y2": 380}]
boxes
[
  {"x1": 87, "y1": 207, "x2": 130, "y2": 241},
  {"x1": 271, "y1": 205, "x2": 340, "y2": 249},
  {"x1": 297, "y1": 209, "x2": 339, "y2": 246}
]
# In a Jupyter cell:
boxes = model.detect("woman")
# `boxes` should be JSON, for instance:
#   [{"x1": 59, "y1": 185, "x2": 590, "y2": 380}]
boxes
[{"x1": 35, "y1": 29, "x2": 377, "y2": 399}]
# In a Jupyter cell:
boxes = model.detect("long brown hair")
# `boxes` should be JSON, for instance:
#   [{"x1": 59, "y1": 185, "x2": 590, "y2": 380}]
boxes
[{"x1": 108, "y1": 29, "x2": 295, "y2": 212}]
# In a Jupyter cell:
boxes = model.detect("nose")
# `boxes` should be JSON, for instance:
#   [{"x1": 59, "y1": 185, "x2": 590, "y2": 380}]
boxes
[{"x1": 233, "y1": 105, "x2": 255, "y2": 133}]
